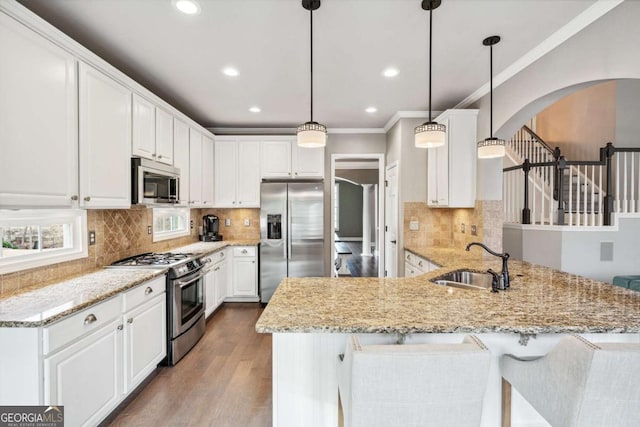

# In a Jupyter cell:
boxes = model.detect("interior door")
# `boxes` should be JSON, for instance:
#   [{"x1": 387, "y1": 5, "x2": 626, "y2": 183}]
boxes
[
  {"x1": 385, "y1": 163, "x2": 398, "y2": 277},
  {"x1": 288, "y1": 182, "x2": 324, "y2": 278}
]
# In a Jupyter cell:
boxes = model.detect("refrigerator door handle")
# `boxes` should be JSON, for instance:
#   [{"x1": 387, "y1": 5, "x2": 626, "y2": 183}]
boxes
[{"x1": 287, "y1": 199, "x2": 292, "y2": 260}]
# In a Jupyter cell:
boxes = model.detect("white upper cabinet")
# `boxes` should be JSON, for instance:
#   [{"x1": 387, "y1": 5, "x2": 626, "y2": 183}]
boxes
[
  {"x1": 260, "y1": 138, "x2": 324, "y2": 179},
  {"x1": 0, "y1": 13, "x2": 78, "y2": 208},
  {"x1": 173, "y1": 118, "x2": 190, "y2": 206},
  {"x1": 131, "y1": 94, "x2": 156, "y2": 160},
  {"x1": 214, "y1": 137, "x2": 261, "y2": 208},
  {"x1": 188, "y1": 129, "x2": 215, "y2": 207},
  {"x1": 427, "y1": 109, "x2": 478, "y2": 208},
  {"x1": 155, "y1": 108, "x2": 174, "y2": 165},
  {"x1": 78, "y1": 62, "x2": 132, "y2": 209},
  {"x1": 202, "y1": 135, "x2": 214, "y2": 207}
]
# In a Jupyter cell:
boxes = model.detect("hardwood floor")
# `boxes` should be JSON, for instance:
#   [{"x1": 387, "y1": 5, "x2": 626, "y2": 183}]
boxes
[
  {"x1": 335, "y1": 241, "x2": 379, "y2": 277},
  {"x1": 105, "y1": 303, "x2": 271, "y2": 427}
]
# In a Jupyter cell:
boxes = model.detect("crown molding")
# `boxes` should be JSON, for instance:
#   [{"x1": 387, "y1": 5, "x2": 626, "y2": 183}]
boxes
[
  {"x1": 383, "y1": 111, "x2": 445, "y2": 133},
  {"x1": 454, "y1": 0, "x2": 624, "y2": 109},
  {"x1": 208, "y1": 127, "x2": 385, "y2": 135}
]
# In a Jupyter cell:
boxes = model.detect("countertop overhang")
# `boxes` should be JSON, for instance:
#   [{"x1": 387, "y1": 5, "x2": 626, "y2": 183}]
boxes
[{"x1": 255, "y1": 246, "x2": 640, "y2": 334}]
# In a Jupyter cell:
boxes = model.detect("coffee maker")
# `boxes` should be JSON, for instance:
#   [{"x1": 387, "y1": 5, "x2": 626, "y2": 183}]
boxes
[{"x1": 200, "y1": 215, "x2": 223, "y2": 242}]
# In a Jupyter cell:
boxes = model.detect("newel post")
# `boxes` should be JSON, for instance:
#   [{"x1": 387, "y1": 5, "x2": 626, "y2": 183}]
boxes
[
  {"x1": 556, "y1": 156, "x2": 566, "y2": 225},
  {"x1": 522, "y1": 159, "x2": 531, "y2": 224},
  {"x1": 603, "y1": 142, "x2": 615, "y2": 226}
]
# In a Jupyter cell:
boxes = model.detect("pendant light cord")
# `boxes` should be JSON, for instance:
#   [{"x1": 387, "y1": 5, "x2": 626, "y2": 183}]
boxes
[
  {"x1": 428, "y1": 4, "x2": 433, "y2": 123},
  {"x1": 310, "y1": 8, "x2": 314, "y2": 122},
  {"x1": 489, "y1": 43, "x2": 493, "y2": 138}
]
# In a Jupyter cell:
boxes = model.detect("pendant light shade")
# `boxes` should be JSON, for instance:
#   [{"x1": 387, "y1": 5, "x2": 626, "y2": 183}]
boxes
[
  {"x1": 415, "y1": 0, "x2": 446, "y2": 149},
  {"x1": 477, "y1": 35, "x2": 505, "y2": 159},
  {"x1": 298, "y1": 0, "x2": 327, "y2": 148}
]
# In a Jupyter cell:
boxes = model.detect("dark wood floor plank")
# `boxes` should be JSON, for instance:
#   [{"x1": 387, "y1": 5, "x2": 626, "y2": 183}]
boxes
[{"x1": 104, "y1": 303, "x2": 271, "y2": 427}]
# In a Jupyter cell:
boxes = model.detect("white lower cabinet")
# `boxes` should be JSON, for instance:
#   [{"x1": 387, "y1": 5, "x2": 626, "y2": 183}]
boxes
[
  {"x1": 204, "y1": 249, "x2": 229, "y2": 318},
  {"x1": 404, "y1": 250, "x2": 439, "y2": 277},
  {"x1": 228, "y1": 246, "x2": 259, "y2": 301},
  {"x1": 0, "y1": 276, "x2": 166, "y2": 426}
]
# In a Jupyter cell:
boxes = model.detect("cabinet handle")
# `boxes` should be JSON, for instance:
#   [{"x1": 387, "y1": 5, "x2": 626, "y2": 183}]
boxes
[
  {"x1": 242, "y1": 249, "x2": 247, "y2": 254},
  {"x1": 145, "y1": 286, "x2": 153, "y2": 295},
  {"x1": 71, "y1": 195, "x2": 78, "y2": 201},
  {"x1": 238, "y1": 201, "x2": 242, "y2": 205},
  {"x1": 203, "y1": 258, "x2": 212, "y2": 264},
  {"x1": 288, "y1": 172, "x2": 291, "y2": 176},
  {"x1": 158, "y1": 155, "x2": 163, "y2": 159},
  {"x1": 252, "y1": 260, "x2": 255, "y2": 264},
  {"x1": 84, "y1": 314, "x2": 97, "y2": 325},
  {"x1": 152, "y1": 153, "x2": 157, "y2": 157},
  {"x1": 84, "y1": 196, "x2": 91, "y2": 202},
  {"x1": 127, "y1": 318, "x2": 134, "y2": 324},
  {"x1": 295, "y1": 172, "x2": 298, "y2": 176},
  {"x1": 232, "y1": 201, "x2": 236, "y2": 204},
  {"x1": 117, "y1": 325, "x2": 123, "y2": 331},
  {"x1": 203, "y1": 201, "x2": 207, "y2": 204},
  {"x1": 220, "y1": 252, "x2": 224, "y2": 257},
  {"x1": 214, "y1": 267, "x2": 220, "y2": 271},
  {"x1": 418, "y1": 261, "x2": 423, "y2": 267}
]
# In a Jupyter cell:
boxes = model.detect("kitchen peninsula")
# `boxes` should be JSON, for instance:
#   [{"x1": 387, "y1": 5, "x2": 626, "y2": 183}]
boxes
[{"x1": 256, "y1": 247, "x2": 640, "y2": 427}]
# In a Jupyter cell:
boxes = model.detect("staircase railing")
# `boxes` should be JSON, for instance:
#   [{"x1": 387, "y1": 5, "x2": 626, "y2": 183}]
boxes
[{"x1": 504, "y1": 129, "x2": 640, "y2": 227}]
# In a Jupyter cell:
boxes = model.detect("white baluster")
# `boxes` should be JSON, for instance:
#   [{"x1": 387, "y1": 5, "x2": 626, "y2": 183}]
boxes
[
  {"x1": 583, "y1": 165, "x2": 588, "y2": 226},
  {"x1": 631, "y1": 153, "x2": 635, "y2": 214},
  {"x1": 598, "y1": 165, "x2": 603, "y2": 226},
  {"x1": 623, "y1": 152, "x2": 628, "y2": 213},
  {"x1": 576, "y1": 167, "x2": 581, "y2": 226},
  {"x1": 568, "y1": 170, "x2": 573, "y2": 226},
  {"x1": 616, "y1": 154, "x2": 621, "y2": 213},
  {"x1": 591, "y1": 165, "x2": 595, "y2": 226}
]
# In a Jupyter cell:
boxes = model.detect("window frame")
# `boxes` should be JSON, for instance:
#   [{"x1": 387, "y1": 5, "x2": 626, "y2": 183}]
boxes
[
  {"x1": 0, "y1": 209, "x2": 87, "y2": 274},
  {"x1": 152, "y1": 207, "x2": 190, "y2": 242}
]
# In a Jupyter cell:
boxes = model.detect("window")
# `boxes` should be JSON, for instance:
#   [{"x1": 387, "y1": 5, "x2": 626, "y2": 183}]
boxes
[
  {"x1": 334, "y1": 183, "x2": 340, "y2": 232},
  {"x1": 153, "y1": 207, "x2": 190, "y2": 242},
  {"x1": 0, "y1": 209, "x2": 87, "y2": 274}
]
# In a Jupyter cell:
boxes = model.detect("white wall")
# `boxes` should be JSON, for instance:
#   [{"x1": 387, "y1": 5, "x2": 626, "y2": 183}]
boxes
[{"x1": 616, "y1": 79, "x2": 640, "y2": 148}]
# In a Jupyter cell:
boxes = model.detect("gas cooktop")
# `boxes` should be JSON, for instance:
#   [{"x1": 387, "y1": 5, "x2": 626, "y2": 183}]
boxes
[{"x1": 109, "y1": 252, "x2": 196, "y2": 267}]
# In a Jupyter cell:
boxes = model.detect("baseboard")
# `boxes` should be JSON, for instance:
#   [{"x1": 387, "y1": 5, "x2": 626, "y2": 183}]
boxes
[{"x1": 334, "y1": 237, "x2": 362, "y2": 242}]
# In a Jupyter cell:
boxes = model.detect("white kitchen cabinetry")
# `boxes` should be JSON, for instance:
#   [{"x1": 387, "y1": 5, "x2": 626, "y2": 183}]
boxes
[
  {"x1": 1, "y1": 276, "x2": 166, "y2": 426},
  {"x1": 427, "y1": 109, "x2": 478, "y2": 208},
  {"x1": 173, "y1": 118, "x2": 190, "y2": 206},
  {"x1": 122, "y1": 278, "x2": 166, "y2": 393},
  {"x1": 78, "y1": 62, "x2": 131, "y2": 209},
  {"x1": 131, "y1": 93, "x2": 156, "y2": 161},
  {"x1": 154, "y1": 107, "x2": 174, "y2": 165},
  {"x1": 188, "y1": 129, "x2": 214, "y2": 207},
  {"x1": 261, "y1": 138, "x2": 324, "y2": 179},
  {"x1": 227, "y1": 246, "x2": 259, "y2": 301},
  {"x1": 0, "y1": 12, "x2": 78, "y2": 208},
  {"x1": 204, "y1": 249, "x2": 229, "y2": 318},
  {"x1": 214, "y1": 137, "x2": 261, "y2": 208},
  {"x1": 404, "y1": 250, "x2": 439, "y2": 277}
]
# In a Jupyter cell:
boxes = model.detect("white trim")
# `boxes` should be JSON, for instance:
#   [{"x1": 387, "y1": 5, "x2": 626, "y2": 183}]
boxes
[
  {"x1": 383, "y1": 111, "x2": 443, "y2": 133},
  {"x1": 334, "y1": 237, "x2": 362, "y2": 242},
  {"x1": 0, "y1": 210, "x2": 88, "y2": 275},
  {"x1": 335, "y1": 161, "x2": 379, "y2": 170},
  {"x1": 209, "y1": 127, "x2": 385, "y2": 135},
  {"x1": 152, "y1": 207, "x2": 190, "y2": 242},
  {"x1": 454, "y1": 0, "x2": 624, "y2": 109},
  {"x1": 328, "y1": 128, "x2": 386, "y2": 134}
]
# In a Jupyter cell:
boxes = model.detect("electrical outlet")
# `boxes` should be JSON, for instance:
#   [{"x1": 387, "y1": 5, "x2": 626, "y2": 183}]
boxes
[
  {"x1": 88, "y1": 230, "x2": 96, "y2": 245},
  {"x1": 471, "y1": 225, "x2": 477, "y2": 236},
  {"x1": 409, "y1": 220, "x2": 419, "y2": 231},
  {"x1": 461, "y1": 223, "x2": 466, "y2": 233},
  {"x1": 244, "y1": 218, "x2": 251, "y2": 227},
  {"x1": 225, "y1": 218, "x2": 231, "y2": 227},
  {"x1": 147, "y1": 225, "x2": 152, "y2": 235},
  {"x1": 190, "y1": 220, "x2": 194, "y2": 229}
]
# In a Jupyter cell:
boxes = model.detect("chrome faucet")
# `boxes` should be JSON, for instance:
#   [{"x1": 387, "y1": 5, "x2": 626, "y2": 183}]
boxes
[{"x1": 466, "y1": 242, "x2": 510, "y2": 290}]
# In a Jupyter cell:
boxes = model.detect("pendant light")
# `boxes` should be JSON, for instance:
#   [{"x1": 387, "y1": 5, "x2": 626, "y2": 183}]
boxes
[
  {"x1": 414, "y1": 0, "x2": 446, "y2": 149},
  {"x1": 477, "y1": 35, "x2": 505, "y2": 159},
  {"x1": 297, "y1": 0, "x2": 327, "y2": 148}
]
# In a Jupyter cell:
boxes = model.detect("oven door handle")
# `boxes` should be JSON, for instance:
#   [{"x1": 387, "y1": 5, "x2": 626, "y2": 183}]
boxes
[{"x1": 176, "y1": 271, "x2": 206, "y2": 288}]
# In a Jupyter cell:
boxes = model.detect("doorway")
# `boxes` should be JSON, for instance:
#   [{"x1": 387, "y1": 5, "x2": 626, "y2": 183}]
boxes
[{"x1": 330, "y1": 154, "x2": 385, "y2": 277}]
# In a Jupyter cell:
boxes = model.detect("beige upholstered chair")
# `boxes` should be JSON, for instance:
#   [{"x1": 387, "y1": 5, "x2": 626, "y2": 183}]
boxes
[
  {"x1": 337, "y1": 335, "x2": 492, "y2": 427},
  {"x1": 501, "y1": 335, "x2": 640, "y2": 427}
]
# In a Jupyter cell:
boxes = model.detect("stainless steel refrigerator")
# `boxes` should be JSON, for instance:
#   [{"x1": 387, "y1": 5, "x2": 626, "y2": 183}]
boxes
[{"x1": 260, "y1": 181, "x2": 324, "y2": 303}]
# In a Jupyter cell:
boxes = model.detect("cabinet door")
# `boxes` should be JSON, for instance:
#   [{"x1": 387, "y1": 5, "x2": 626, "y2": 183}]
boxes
[
  {"x1": 173, "y1": 118, "x2": 190, "y2": 206},
  {"x1": 204, "y1": 267, "x2": 216, "y2": 318},
  {"x1": 44, "y1": 318, "x2": 122, "y2": 427},
  {"x1": 124, "y1": 294, "x2": 166, "y2": 393},
  {"x1": 292, "y1": 144, "x2": 324, "y2": 178},
  {"x1": 427, "y1": 120, "x2": 449, "y2": 207},
  {"x1": 188, "y1": 129, "x2": 203, "y2": 206},
  {"x1": 232, "y1": 257, "x2": 257, "y2": 297},
  {"x1": 202, "y1": 135, "x2": 215, "y2": 206},
  {"x1": 131, "y1": 93, "x2": 156, "y2": 160},
  {"x1": 214, "y1": 138, "x2": 238, "y2": 207},
  {"x1": 261, "y1": 140, "x2": 292, "y2": 178},
  {"x1": 0, "y1": 13, "x2": 78, "y2": 208},
  {"x1": 215, "y1": 259, "x2": 229, "y2": 306},
  {"x1": 79, "y1": 62, "x2": 131, "y2": 208},
  {"x1": 155, "y1": 108, "x2": 174, "y2": 165},
  {"x1": 236, "y1": 140, "x2": 261, "y2": 207}
]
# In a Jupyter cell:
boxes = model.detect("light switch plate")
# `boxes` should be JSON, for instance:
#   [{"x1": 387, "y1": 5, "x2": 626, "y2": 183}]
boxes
[
  {"x1": 471, "y1": 225, "x2": 477, "y2": 236},
  {"x1": 244, "y1": 219, "x2": 251, "y2": 227},
  {"x1": 461, "y1": 223, "x2": 466, "y2": 233},
  {"x1": 225, "y1": 218, "x2": 231, "y2": 227},
  {"x1": 409, "y1": 220, "x2": 419, "y2": 231}
]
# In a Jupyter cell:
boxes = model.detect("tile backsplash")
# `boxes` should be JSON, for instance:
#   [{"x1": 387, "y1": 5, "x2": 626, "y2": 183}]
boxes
[
  {"x1": 404, "y1": 200, "x2": 503, "y2": 253},
  {"x1": 0, "y1": 207, "x2": 260, "y2": 297}
]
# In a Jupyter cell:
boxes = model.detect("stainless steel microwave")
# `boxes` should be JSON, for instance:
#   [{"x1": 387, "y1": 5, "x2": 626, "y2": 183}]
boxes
[{"x1": 131, "y1": 158, "x2": 180, "y2": 205}]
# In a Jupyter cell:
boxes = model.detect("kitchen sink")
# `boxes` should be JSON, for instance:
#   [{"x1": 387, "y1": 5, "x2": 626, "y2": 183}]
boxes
[{"x1": 430, "y1": 269, "x2": 494, "y2": 291}]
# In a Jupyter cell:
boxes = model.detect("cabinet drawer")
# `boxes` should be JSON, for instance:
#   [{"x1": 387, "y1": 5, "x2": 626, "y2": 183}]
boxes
[
  {"x1": 205, "y1": 249, "x2": 227, "y2": 263},
  {"x1": 43, "y1": 296, "x2": 122, "y2": 355},
  {"x1": 233, "y1": 246, "x2": 256, "y2": 257},
  {"x1": 122, "y1": 276, "x2": 166, "y2": 312}
]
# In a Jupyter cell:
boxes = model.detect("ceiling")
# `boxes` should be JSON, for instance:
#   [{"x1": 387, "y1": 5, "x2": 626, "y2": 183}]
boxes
[{"x1": 18, "y1": 0, "x2": 601, "y2": 130}]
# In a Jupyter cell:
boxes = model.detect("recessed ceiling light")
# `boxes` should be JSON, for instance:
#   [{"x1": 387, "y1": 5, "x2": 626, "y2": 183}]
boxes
[
  {"x1": 249, "y1": 106, "x2": 261, "y2": 113},
  {"x1": 173, "y1": 0, "x2": 200, "y2": 15},
  {"x1": 222, "y1": 67, "x2": 239, "y2": 77},
  {"x1": 365, "y1": 107, "x2": 377, "y2": 113},
  {"x1": 382, "y1": 68, "x2": 399, "y2": 78}
]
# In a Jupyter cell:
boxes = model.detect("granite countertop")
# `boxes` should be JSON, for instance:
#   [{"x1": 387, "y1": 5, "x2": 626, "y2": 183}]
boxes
[
  {"x1": 256, "y1": 246, "x2": 640, "y2": 334},
  {"x1": 0, "y1": 239, "x2": 260, "y2": 328},
  {"x1": 0, "y1": 269, "x2": 166, "y2": 328}
]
